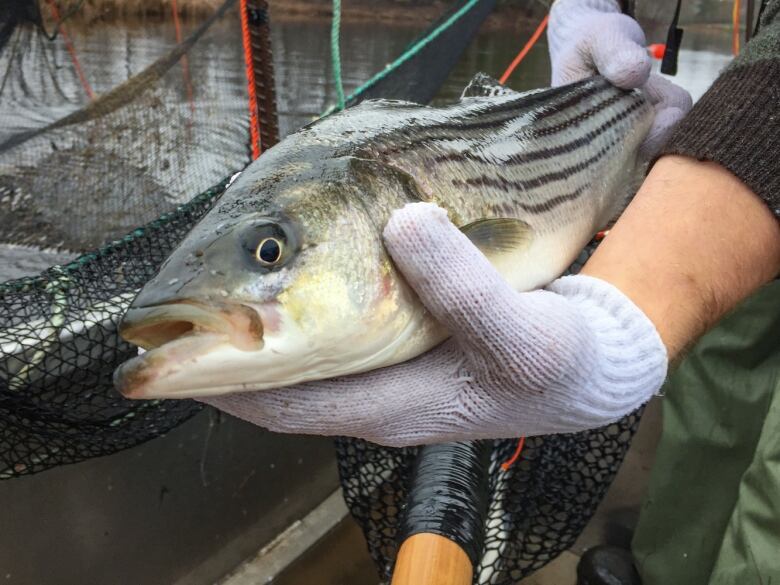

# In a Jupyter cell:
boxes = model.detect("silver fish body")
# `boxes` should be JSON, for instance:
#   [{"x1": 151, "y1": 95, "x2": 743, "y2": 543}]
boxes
[{"x1": 115, "y1": 75, "x2": 653, "y2": 399}]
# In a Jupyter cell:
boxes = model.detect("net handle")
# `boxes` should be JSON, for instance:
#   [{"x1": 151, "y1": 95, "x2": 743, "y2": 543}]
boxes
[
  {"x1": 391, "y1": 533, "x2": 473, "y2": 585},
  {"x1": 390, "y1": 441, "x2": 492, "y2": 584}
]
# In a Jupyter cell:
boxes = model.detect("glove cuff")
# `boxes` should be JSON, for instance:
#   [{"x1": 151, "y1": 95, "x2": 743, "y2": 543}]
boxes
[{"x1": 548, "y1": 274, "x2": 668, "y2": 421}]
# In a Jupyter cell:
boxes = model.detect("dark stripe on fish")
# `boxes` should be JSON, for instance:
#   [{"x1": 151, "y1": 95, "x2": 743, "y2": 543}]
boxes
[
  {"x1": 453, "y1": 77, "x2": 612, "y2": 127},
  {"x1": 514, "y1": 184, "x2": 588, "y2": 214},
  {"x1": 432, "y1": 99, "x2": 643, "y2": 167},
  {"x1": 531, "y1": 92, "x2": 626, "y2": 137},
  {"x1": 368, "y1": 81, "x2": 618, "y2": 156},
  {"x1": 451, "y1": 141, "x2": 614, "y2": 194},
  {"x1": 376, "y1": 88, "x2": 635, "y2": 160}
]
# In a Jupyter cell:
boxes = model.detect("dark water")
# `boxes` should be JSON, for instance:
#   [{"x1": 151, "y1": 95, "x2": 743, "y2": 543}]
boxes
[{"x1": 0, "y1": 14, "x2": 735, "y2": 281}]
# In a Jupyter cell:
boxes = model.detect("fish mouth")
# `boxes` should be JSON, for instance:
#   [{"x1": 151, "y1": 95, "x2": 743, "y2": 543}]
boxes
[
  {"x1": 115, "y1": 300, "x2": 264, "y2": 399},
  {"x1": 119, "y1": 300, "x2": 264, "y2": 352}
]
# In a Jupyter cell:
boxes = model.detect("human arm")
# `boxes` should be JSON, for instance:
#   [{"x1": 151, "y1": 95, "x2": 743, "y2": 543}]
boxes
[
  {"x1": 583, "y1": 156, "x2": 780, "y2": 362},
  {"x1": 587, "y1": 0, "x2": 780, "y2": 358},
  {"x1": 656, "y1": 1, "x2": 780, "y2": 216}
]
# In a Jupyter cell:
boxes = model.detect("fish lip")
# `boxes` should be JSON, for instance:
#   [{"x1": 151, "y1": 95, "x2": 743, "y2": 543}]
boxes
[
  {"x1": 114, "y1": 354, "x2": 158, "y2": 400},
  {"x1": 114, "y1": 331, "x2": 229, "y2": 399},
  {"x1": 119, "y1": 299, "x2": 264, "y2": 353}
]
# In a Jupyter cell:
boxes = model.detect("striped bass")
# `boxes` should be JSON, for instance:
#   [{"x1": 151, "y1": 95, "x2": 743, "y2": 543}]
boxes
[{"x1": 115, "y1": 74, "x2": 654, "y2": 399}]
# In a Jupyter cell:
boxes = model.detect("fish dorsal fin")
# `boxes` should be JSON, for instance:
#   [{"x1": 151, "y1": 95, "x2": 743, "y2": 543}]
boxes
[
  {"x1": 461, "y1": 218, "x2": 533, "y2": 259},
  {"x1": 461, "y1": 73, "x2": 518, "y2": 99}
]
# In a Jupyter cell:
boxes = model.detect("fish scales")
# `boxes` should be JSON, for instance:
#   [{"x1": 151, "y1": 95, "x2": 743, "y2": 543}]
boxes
[
  {"x1": 113, "y1": 75, "x2": 654, "y2": 399},
  {"x1": 365, "y1": 80, "x2": 646, "y2": 228},
  {"x1": 266, "y1": 76, "x2": 648, "y2": 242}
]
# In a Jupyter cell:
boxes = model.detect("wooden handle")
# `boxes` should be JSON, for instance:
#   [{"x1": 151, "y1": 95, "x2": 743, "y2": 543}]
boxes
[{"x1": 391, "y1": 533, "x2": 473, "y2": 585}]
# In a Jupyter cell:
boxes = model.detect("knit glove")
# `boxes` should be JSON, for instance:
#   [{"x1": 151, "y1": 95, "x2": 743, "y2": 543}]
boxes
[
  {"x1": 202, "y1": 203, "x2": 668, "y2": 448},
  {"x1": 548, "y1": 0, "x2": 692, "y2": 156}
]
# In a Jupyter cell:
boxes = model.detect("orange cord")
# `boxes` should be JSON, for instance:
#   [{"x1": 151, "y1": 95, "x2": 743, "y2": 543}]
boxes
[
  {"x1": 46, "y1": 0, "x2": 94, "y2": 100},
  {"x1": 171, "y1": 0, "x2": 196, "y2": 116},
  {"x1": 732, "y1": 0, "x2": 741, "y2": 55},
  {"x1": 501, "y1": 436, "x2": 526, "y2": 471},
  {"x1": 498, "y1": 14, "x2": 549, "y2": 85},
  {"x1": 240, "y1": 0, "x2": 262, "y2": 159}
]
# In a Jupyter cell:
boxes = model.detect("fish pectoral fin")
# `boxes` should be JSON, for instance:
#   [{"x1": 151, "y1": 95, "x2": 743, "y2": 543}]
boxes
[
  {"x1": 460, "y1": 218, "x2": 534, "y2": 261},
  {"x1": 460, "y1": 72, "x2": 518, "y2": 99}
]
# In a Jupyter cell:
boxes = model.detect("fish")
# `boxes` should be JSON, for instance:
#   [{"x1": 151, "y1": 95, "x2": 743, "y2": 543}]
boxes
[{"x1": 114, "y1": 74, "x2": 654, "y2": 399}]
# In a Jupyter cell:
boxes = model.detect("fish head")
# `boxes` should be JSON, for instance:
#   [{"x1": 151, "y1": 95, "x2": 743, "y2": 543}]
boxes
[{"x1": 115, "y1": 155, "x2": 435, "y2": 399}]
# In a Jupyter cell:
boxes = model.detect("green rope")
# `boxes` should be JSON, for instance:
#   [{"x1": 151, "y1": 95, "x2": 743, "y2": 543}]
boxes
[
  {"x1": 323, "y1": 0, "x2": 481, "y2": 117},
  {"x1": 330, "y1": 0, "x2": 346, "y2": 111}
]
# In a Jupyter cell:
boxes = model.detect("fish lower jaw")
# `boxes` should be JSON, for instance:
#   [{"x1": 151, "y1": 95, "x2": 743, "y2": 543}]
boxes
[
  {"x1": 114, "y1": 332, "x2": 235, "y2": 399},
  {"x1": 116, "y1": 340, "x2": 426, "y2": 399},
  {"x1": 115, "y1": 310, "x2": 447, "y2": 399}
]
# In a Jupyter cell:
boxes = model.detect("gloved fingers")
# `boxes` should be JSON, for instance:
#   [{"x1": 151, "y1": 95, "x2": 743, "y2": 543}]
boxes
[
  {"x1": 201, "y1": 379, "x2": 399, "y2": 440},
  {"x1": 383, "y1": 202, "x2": 522, "y2": 342},
  {"x1": 643, "y1": 73, "x2": 693, "y2": 111},
  {"x1": 200, "y1": 341, "x2": 469, "y2": 447},
  {"x1": 639, "y1": 75, "x2": 692, "y2": 157},
  {"x1": 548, "y1": 0, "x2": 623, "y2": 67},
  {"x1": 551, "y1": 12, "x2": 650, "y2": 88},
  {"x1": 588, "y1": 14, "x2": 651, "y2": 89},
  {"x1": 640, "y1": 106, "x2": 687, "y2": 159},
  {"x1": 551, "y1": 46, "x2": 600, "y2": 87}
]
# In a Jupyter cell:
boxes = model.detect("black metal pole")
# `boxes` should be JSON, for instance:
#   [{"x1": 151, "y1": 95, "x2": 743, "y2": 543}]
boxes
[{"x1": 245, "y1": 0, "x2": 279, "y2": 150}]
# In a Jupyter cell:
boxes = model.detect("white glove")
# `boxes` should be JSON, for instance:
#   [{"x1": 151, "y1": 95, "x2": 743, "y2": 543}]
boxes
[
  {"x1": 548, "y1": 0, "x2": 692, "y2": 157},
  {"x1": 202, "y1": 203, "x2": 668, "y2": 448}
]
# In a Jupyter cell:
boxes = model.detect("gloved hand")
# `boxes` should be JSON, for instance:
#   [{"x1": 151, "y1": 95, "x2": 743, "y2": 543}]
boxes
[
  {"x1": 548, "y1": 0, "x2": 692, "y2": 157},
  {"x1": 202, "y1": 203, "x2": 668, "y2": 448}
]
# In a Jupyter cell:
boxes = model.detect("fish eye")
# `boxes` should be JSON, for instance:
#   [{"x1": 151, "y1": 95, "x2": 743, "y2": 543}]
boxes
[
  {"x1": 256, "y1": 237, "x2": 282, "y2": 265},
  {"x1": 239, "y1": 219, "x2": 298, "y2": 271}
]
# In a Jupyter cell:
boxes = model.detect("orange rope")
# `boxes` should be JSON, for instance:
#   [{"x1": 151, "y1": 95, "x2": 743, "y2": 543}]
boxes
[
  {"x1": 501, "y1": 436, "x2": 526, "y2": 471},
  {"x1": 46, "y1": 0, "x2": 94, "y2": 100},
  {"x1": 172, "y1": 0, "x2": 195, "y2": 116},
  {"x1": 499, "y1": 14, "x2": 549, "y2": 85},
  {"x1": 732, "y1": 0, "x2": 741, "y2": 55},
  {"x1": 240, "y1": 0, "x2": 262, "y2": 159}
]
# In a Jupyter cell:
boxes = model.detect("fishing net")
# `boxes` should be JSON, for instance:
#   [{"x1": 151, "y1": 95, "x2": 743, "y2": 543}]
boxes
[
  {"x1": 0, "y1": 0, "x2": 251, "y2": 477},
  {"x1": 337, "y1": 416, "x2": 642, "y2": 584},
  {"x1": 0, "y1": 183, "x2": 225, "y2": 479},
  {"x1": 0, "y1": 0, "x2": 645, "y2": 582}
]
